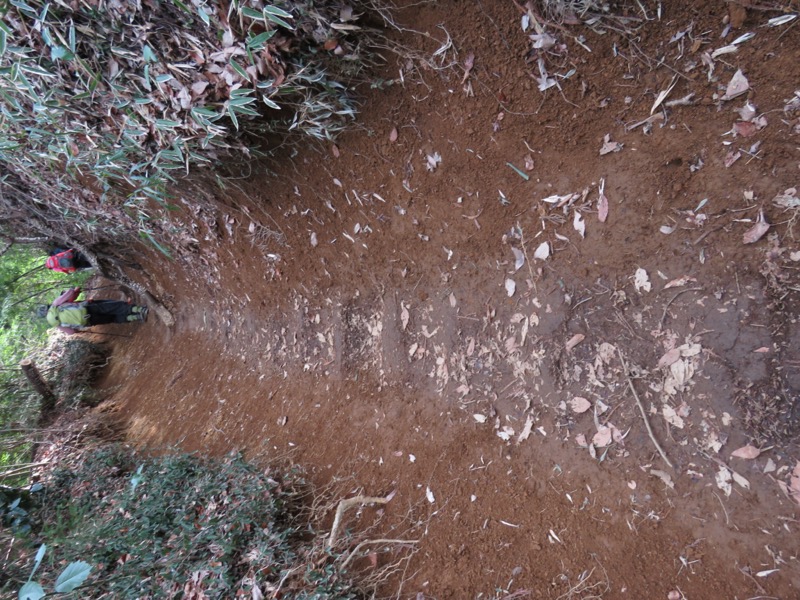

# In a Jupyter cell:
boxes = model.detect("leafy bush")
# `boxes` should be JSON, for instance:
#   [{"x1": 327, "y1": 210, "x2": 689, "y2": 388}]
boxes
[
  {"x1": 0, "y1": 0, "x2": 368, "y2": 241},
  {"x1": 3, "y1": 446, "x2": 360, "y2": 598}
]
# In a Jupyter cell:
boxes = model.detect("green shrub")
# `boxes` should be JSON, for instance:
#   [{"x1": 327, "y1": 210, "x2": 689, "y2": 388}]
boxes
[{"x1": 4, "y1": 446, "x2": 359, "y2": 598}]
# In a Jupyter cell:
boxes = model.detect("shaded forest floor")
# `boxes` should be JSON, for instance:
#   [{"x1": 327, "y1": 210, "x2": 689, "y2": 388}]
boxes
[{"x1": 65, "y1": 2, "x2": 800, "y2": 597}]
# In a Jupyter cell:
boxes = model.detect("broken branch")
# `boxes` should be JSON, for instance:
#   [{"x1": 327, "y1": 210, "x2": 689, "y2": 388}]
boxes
[
  {"x1": 616, "y1": 347, "x2": 674, "y2": 469},
  {"x1": 327, "y1": 493, "x2": 395, "y2": 547}
]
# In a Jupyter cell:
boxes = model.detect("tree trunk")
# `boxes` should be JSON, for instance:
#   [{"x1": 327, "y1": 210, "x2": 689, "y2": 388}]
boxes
[{"x1": 19, "y1": 359, "x2": 57, "y2": 416}]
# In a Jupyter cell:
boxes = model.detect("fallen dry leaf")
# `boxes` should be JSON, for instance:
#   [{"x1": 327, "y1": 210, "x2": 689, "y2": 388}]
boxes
[
  {"x1": 511, "y1": 246, "x2": 525, "y2": 271},
  {"x1": 732, "y1": 470, "x2": 750, "y2": 490},
  {"x1": 592, "y1": 426, "x2": 612, "y2": 447},
  {"x1": 733, "y1": 120, "x2": 757, "y2": 137},
  {"x1": 569, "y1": 397, "x2": 591, "y2": 413},
  {"x1": 715, "y1": 466, "x2": 732, "y2": 497},
  {"x1": 505, "y1": 278, "x2": 516, "y2": 297},
  {"x1": 664, "y1": 275, "x2": 697, "y2": 289},
  {"x1": 573, "y1": 211, "x2": 586, "y2": 238},
  {"x1": 790, "y1": 461, "x2": 800, "y2": 505},
  {"x1": 742, "y1": 209, "x2": 769, "y2": 244},
  {"x1": 597, "y1": 196, "x2": 609, "y2": 224},
  {"x1": 461, "y1": 52, "x2": 475, "y2": 84},
  {"x1": 524, "y1": 155, "x2": 535, "y2": 171},
  {"x1": 650, "y1": 469, "x2": 675, "y2": 489},
  {"x1": 599, "y1": 133, "x2": 623, "y2": 155},
  {"x1": 534, "y1": 241, "x2": 550, "y2": 260},
  {"x1": 575, "y1": 433, "x2": 588, "y2": 447},
  {"x1": 721, "y1": 69, "x2": 750, "y2": 101},
  {"x1": 517, "y1": 415, "x2": 534, "y2": 444},
  {"x1": 724, "y1": 149, "x2": 741, "y2": 168},
  {"x1": 773, "y1": 187, "x2": 799, "y2": 209},
  {"x1": 634, "y1": 268, "x2": 651, "y2": 293},
  {"x1": 662, "y1": 404, "x2": 685, "y2": 429}
]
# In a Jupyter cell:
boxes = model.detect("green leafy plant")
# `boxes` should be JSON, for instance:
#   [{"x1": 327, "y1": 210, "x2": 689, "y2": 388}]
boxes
[
  {"x1": 0, "y1": 0, "x2": 365, "y2": 245},
  {"x1": 4, "y1": 446, "x2": 361, "y2": 598},
  {"x1": 18, "y1": 544, "x2": 92, "y2": 600}
]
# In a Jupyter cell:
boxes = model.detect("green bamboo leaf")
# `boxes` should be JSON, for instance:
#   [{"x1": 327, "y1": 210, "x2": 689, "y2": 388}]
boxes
[
  {"x1": 54, "y1": 561, "x2": 92, "y2": 593},
  {"x1": 263, "y1": 5, "x2": 294, "y2": 19},
  {"x1": 197, "y1": 6, "x2": 210, "y2": 26},
  {"x1": 139, "y1": 229, "x2": 172, "y2": 258},
  {"x1": 246, "y1": 30, "x2": 275, "y2": 50},
  {"x1": 50, "y1": 46, "x2": 74, "y2": 61},
  {"x1": 30, "y1": 544, "x2": 46, "y2": 580},
  {"x1": 240, "y1": 7, "x2": 264, "y2": 20},
  {"x1": 227, "y1": 105, "x2": 239, "y2": 130},
  {"x1": 143, "y1": 45, "x2": 157, "y2": 63},
  {"x1": 261, "y1": 96, "x2": 280, "y2": 110},
  {"x1": 0, "y1": 30, "x2": 7, "y2": 57},
  {"x1": 69, "y1": 23, "x2": 76, "y2": 52},
  {"x1": 228, "y1": 96, "x2": 255, "y2": 106},
  {"x1": 171, "y1": 0, "x2": 191, "y2": 13},
  {"x1": 263, "y1": 11, "x2": 294, "y2": 30},
  {"x1": 234, "y1": 104, "x2": 259, "y2": 116},
  {"x1": 155, "y1": 119, "x2": 182, "y2": 129},
  {"x1": 229, "y1": 59, "x2": 249, "y2": 80}
]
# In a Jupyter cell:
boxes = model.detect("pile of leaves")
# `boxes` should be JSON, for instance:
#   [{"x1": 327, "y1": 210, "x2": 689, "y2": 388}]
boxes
[
  {"x1": 3, "y1": 446, "x2": 360, "y2": 598},
  {"x1": 0, "y1": 0, "x2": 371, "y2": 242}
]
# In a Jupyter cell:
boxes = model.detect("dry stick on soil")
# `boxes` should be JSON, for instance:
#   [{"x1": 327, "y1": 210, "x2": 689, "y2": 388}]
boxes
[
  {"x1": 327, "y1": 493, "x2": 395, "y2": 547},
  {"x1": 659, "y1": 287, "x2": 704, "y2": 329},
  {"x1": 616, "y1": 347, "x2": 674, "y2": 469},
  {"x1": 339, "y1": 538, "x2": 419, "y2": 570}
]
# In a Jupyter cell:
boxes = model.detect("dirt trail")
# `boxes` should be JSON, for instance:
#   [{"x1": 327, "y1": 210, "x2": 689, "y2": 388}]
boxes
[{"x1": 98, "y1": 2, "x2": 799, "y2": 598}]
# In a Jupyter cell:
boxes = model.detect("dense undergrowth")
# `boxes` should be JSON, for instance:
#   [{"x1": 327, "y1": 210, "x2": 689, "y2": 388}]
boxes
[
  {"x1": 3, "y1": 446, "x2": 359, "y2": 598},
  {"x1": 0, "y1": 0, "x2": 378, "y2": 246}
]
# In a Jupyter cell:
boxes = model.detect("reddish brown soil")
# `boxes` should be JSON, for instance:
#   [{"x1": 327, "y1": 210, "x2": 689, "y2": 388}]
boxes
[{"x1": 93, "y1": 2, "x2": 800, "y2": 598}]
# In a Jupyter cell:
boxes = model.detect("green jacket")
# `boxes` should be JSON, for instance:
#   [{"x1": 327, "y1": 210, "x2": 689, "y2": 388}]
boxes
[{"x1": 46, "y1": 303, "x2": 89, "y2": 328}]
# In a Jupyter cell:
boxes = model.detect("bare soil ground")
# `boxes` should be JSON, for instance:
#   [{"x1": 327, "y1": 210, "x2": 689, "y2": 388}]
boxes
[{"x1": 86, "y1": 1, "x2": 800, "y2": 597}]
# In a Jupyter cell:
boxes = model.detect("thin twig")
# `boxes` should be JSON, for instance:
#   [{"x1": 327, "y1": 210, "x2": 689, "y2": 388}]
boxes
[
  {"x1": 616, "y1": 347, "x2": 673, "y2": 469},
  {"x1": 659, "y1": 287, "x2": 703, "y2": 328},
  {"x1": 327, "y1": 493, "x2": 395, "y2": 547}
]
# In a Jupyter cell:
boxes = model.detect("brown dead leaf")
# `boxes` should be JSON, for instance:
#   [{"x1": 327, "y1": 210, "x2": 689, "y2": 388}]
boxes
[
  {"x1": 597, "y1": 178, "x2": 609, "y2": 222},
  {"x1": 790, "y1": 461, "x2": 800, "y2": 505},
  {"x1": 731, "y1": 445, "x2": 760, "y2": 460},
  {"x1": 724, "y1": 149, "x2": 741, "y2": 168},
  {"x1": 592, "y1": 426, "x2": 612, "y2": 447},
  {"x1": 742, "y1": 209, "x2": 769, "y2": 244},
  {"x1": 524, "y1": 155, "x2": 535, "y2": 171},
  {"x1": 664, "y1": 275, "x2": 697, "y2": 289},
  {"x1": 650, "y1": 469, "x2": 675, "y2": 489},
  {"x1": 599, "y1": 134, "x2": 623, "y2": 155},
  {"x1": 569, "y1": 397, "x2": 591, "y2": 414},
  {"x1": 461, "y1": 52, "x2": 475, "y2": 84},
  {"x1": 331, "y1": 144, "x2": 340, "y2": 158},
  {"x1": 733, "y1": 121, "x2": 757, "y2": 137},
  {"x1": 722, "y1": 69, "x2": 750, "y2": 102}
]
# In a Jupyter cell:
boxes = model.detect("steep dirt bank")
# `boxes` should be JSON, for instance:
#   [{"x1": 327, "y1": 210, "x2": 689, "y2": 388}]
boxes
[{"x1": 94, "y1": 1, "x2": 799, "y2": 597}]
